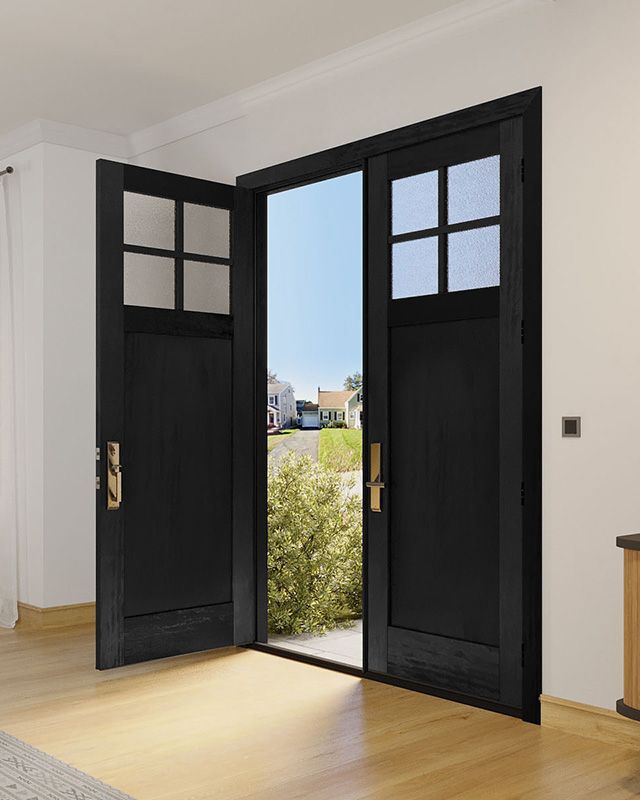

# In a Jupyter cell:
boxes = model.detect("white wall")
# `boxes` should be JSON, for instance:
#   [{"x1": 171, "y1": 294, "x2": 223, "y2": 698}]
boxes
[
  {"x1": 133, "y1": 0, "x2": 640, "y2": 710},
  {"x1": 42, "y1": 144, "x2": 102, "y2": 605},
  {"x1": 5, "y1": 0, "x2": 638, "y2": 710},
  {"x1": 4, "y1": 144, "x2": 45, "y2": 607},
  {"x1": 5, "y1": 143, "x2": 110, "y2": 607}
]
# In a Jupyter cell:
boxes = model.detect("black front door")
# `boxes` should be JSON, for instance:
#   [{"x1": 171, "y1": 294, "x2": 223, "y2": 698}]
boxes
[
  {"x1": 96, "y1": 162, "x2": 254, "y2": 667},
  {"x1": 366, "y1": 120, "x2": 528, "y2": 714}
]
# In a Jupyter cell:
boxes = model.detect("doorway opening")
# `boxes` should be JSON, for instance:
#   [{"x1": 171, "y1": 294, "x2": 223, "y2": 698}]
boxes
[{"x1": 265, "y1": 171, "x2": 364, "y2": 669}]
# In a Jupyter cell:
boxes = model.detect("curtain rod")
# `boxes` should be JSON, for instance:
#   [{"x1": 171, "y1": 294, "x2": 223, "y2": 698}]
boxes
[{"x1": 0, "y1": 166, "x2": 14, "y2": 177}]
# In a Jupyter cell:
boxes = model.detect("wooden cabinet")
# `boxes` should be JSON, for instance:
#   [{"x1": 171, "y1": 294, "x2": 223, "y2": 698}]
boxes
[{"x1": 617, "y1": 534, "x2": 640, "y2": 720}]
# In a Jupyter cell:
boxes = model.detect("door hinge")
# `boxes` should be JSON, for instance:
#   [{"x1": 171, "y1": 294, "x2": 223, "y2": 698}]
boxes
[
  {"x1": 521, "y1": 482, "x2": 525, "y2": 506},
  {"x1": 96, "y1": 475, "x2": 101, "y2": 490},
  {"x1": 520, "y1": 157, "x2": 525, "y2": 183},
  {"x1": 520, "y1": 320, "x2": 525, "y2": 344},
  {"x1": 96, "y1": 447, "x2": 101, "y2": 461}
]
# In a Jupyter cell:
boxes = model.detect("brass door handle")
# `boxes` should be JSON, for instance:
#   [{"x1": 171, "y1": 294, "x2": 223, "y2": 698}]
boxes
[
  {"x1": 107, "y1": 441, "x2": 122, "y2": 510},
  {"x1": 368, "y1": 443, "x2": 384, "y2": 513}
]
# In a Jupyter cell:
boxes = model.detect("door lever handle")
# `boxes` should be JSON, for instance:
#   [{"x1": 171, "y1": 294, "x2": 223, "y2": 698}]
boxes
[
  {"x1": 107, "y1": 441, "x2": 122, "y2": 510},
  {"x1": 368, "y1": 443, "x2": 384, "y2": 513}
]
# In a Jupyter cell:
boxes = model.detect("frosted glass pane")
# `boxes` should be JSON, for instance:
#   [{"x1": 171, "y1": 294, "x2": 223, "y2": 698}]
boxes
[
  {"x1": 448, "y1": 156, "x2": 500, "y2": 224},
  {"x1": 184, "y1": 261, "x2": 230, "y2": 314},
  {"x1": 124, "y1": 192, "x2": 175, "y2": 250},
  {"x1": 392, "y1": 238, "x2": 439, "y2": 299},
  {"x1": 448, "y1": 226, "x2": 500, "y2": 292},
  {"x1": 124, "y1": 252, "x2": 174, "y2": 308},
  {"x1": 392, "y1": 171, "x2": 438, "y2": 235},
  {"x1": 184, "y1": 203, "x2": 230, "y2": 258}
]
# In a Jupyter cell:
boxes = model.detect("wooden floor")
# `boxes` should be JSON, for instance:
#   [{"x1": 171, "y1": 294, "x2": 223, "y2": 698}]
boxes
[{"x1": 1, "y1": 625, "x2": 639, "y2": 799}]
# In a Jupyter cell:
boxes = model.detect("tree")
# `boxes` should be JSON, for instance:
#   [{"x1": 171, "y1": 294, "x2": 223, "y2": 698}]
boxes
[
  {"x1": 343, "y1": 371, "x2": 363, "y2": 392},
  {"x1": 267, "y1": 368, "x2": 278, "y2": 383}
]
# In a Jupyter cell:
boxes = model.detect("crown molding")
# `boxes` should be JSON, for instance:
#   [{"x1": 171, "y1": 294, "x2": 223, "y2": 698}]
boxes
[
  {"x1": 0, "y1": 119, "x2": 131, "y2": 162},
  {"x1": 0, "y1": 0, "x2": 554, "y2": 163},
  {"x1": 129, "y1": 0, "x2": 550, "y2": 157}
]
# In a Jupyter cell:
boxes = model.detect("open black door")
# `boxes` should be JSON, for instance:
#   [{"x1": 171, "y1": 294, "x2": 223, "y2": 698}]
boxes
[
  {"x1": 96, "y1": 161, "x2": 255, "y2": 668},
  {"x1": 366, "y1": 102, "x2": 541, "y2": 720}
]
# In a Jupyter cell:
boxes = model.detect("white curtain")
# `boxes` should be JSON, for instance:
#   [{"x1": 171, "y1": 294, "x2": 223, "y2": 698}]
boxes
[{"x1": 0, "y1": 173, "x2": 19, "y2": 628}]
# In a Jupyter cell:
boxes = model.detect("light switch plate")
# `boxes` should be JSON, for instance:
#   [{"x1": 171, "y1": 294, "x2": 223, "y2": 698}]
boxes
[{"x1": 562, "y1": 416, "x2": 581, "y2": 437}]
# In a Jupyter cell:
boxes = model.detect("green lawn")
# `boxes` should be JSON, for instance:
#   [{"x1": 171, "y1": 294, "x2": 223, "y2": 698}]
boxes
[
  {"x1": 318, "y1": 428, "x2": 363, "y2": 472},
  {"x1": 267, "y1": 428, "x2": 298, "y2": 452}
]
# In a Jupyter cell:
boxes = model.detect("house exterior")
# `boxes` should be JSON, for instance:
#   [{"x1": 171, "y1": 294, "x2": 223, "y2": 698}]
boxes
[
  {"x1": 316, "y1": 388, "x2": 363, "y2": 429},
  {"x1": 267, "y1": 382, "x2": 296, "y2": 428},
  {"x1": 346, "y1": 390, "x2": 363, "y2": 429},
  {"x1": 267, "y1": 404, "x2": 279, "y2": 428}
]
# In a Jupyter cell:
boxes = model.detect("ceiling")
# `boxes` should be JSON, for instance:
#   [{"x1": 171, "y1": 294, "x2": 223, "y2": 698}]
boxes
[{"x1": 0, "y1": 0, "x2": 466, "y2": 137}]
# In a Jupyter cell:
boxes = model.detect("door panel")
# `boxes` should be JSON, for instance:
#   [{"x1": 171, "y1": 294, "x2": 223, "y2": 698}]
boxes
[
  {"x1": 387, "y1": 627, "x2": 499, "y2": 699},
  {"x1": 123, "y1": 604, "x2": 233, "y2": 664},
  {"x1": 96, "y1": 160, "x2": 254, "y2": 668},
  {"x1": 389, "y1": 317, "x2": 499, "y2": 645},
  {"x1": 366, "y1": 120, "x2": 525, "y2": 714},
  {"x1": 123, "y1": 333, "x2": 232, "y2": 617}
]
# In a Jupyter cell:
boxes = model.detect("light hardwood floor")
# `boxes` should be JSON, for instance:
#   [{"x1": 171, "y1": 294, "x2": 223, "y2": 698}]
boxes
[{"x1": 1, "y1": 624, "x2": 639, "y2": 799}]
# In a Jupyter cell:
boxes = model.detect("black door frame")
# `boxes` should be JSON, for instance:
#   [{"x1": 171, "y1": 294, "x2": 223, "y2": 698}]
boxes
[{"x1": 237, "y1": 88, "x2": 542, "y2": 722}]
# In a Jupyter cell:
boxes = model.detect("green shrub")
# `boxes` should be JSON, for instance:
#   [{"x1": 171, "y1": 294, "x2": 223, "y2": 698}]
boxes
[
  {"x1": 268, "y1": 452, "x2": 362, "y2": 635},
  {"x1": 327, "y1": 420, "x2": 347, "y2": 429}
]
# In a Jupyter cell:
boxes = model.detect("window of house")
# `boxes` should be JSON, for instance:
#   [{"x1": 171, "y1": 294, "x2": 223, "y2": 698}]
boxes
[
  {"x1": 337, "y1": 411, "x2": 344, "y2": 421},
  {"x1": 321, "y1": 411, "x2": 329, "y2": 421}
]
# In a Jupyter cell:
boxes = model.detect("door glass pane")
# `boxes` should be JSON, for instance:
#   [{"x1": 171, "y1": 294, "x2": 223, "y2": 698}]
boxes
[
  {"x1": 448, "y1": 225, "x2": 500, "y2": 292},
  {"x1": 184, "y1": 261, "x2": 230, "y2": 314},
  {"x1": 392, "y1": 171, "x2": 438, "y2": 235},
  {"x1": 184, "y1": 203, "x2": 230, "y2": 258},
  {"x1": 448, "y1": 156, "x2": 500, "y2": 224},
  {"x1": 392, "y1": 237, "x2": 439, "y2": 299},
  {"x1": 124, "y1": 252, "x2": 175, "y2": 308},
  {"x1": 124, "y1": 192, "x2": 175, "y2": 250}
]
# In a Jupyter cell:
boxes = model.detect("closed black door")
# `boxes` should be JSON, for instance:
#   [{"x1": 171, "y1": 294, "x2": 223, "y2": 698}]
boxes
[
  {"x1": 367, "y1": 120, "x2": 528, "y2": 715},
  {"x1": 96, "y1": 162, "x2": 255, "y2": 667}
]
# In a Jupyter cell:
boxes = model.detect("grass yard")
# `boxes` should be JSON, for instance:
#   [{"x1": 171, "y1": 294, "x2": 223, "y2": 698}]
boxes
[
  {"x1": 319, "y1": 428, "x2": 363, "y2": 472},
  {"x1": 267, "y1": 428, "x2": 298, "y2": 452}
]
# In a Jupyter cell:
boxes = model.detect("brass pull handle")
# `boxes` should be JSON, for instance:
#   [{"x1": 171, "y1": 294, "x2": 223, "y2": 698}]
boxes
[
  {"x1": 107, "y1": 441, "x2": 122, "y2": 510},
  {"x1": 368, "y1": 442, "x2": 384, "y2": 513}
]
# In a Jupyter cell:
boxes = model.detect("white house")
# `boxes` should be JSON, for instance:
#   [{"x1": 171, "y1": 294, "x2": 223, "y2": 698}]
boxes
[
  {"x1": 267, "y1": 382, "x2": 296, "y2": 428},
  {"x1": 345, "y1": 391, "x2": 363, "y2": 429}
]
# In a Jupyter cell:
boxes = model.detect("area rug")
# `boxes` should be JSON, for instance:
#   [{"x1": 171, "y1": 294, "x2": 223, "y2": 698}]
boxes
[{"x1": 0, "y1": 731, "x2": 134, "y2": 800}]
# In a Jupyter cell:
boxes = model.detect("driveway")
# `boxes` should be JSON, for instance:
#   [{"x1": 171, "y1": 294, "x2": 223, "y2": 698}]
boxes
[{"x1": 269, "y1": 429, "x2": 319, "y2": 465}]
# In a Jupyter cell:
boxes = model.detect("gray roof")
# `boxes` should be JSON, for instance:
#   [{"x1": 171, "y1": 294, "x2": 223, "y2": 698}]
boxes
[{"x1": 267, "y1": 382, "x2": 291, "y2": 394}]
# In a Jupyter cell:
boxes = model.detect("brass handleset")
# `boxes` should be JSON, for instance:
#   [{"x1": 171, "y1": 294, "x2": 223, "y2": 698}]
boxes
[
  {"x1": 107, "y1": 441, "x2": 122, "y2": 510},
  {"x1": 366, "y1": 442, "x2": 385, "y2": 513}
]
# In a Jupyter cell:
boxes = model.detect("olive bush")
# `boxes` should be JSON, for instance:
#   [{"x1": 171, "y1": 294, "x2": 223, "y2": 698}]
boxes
[{"x1": 268, "y1": 452, "x2": 362, "y2": 635}]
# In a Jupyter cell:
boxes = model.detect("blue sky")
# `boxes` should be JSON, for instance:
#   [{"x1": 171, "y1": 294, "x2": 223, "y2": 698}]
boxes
[{"x1": 267, "y1": 171, "x2": 363, "y2": 402}]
